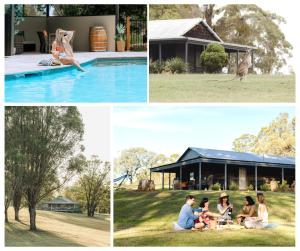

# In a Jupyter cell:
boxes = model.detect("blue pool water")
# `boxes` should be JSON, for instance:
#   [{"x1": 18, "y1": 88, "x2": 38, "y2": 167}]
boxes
[{"x1": 5, "y1": 58, "x2": 147, "y2": 102}]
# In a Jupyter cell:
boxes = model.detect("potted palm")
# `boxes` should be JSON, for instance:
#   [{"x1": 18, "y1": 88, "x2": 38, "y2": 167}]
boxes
[{"x1": 115, "y1": 23, "x2": 125, "y2": 52}]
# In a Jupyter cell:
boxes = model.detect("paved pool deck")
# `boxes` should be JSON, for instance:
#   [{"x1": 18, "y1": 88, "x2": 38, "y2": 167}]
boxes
[{"x1": 5, "y1": 51, "x2": 147, "y2": 75}]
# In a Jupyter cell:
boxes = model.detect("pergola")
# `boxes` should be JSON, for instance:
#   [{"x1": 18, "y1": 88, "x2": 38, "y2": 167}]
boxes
[{"x1": 150, "y1": 147, "x2": 295, "y2": 191}]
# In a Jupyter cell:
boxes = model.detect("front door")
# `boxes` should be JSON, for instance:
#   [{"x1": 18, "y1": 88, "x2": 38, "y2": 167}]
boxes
[{"x1": 239, "y1": 167, "x2": 247, "y2": 190}]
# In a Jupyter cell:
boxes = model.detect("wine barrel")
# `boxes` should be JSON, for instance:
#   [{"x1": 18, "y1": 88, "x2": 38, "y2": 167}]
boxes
[{"x1": 89, "y1": 26, "x2": 108, "y2": 52}]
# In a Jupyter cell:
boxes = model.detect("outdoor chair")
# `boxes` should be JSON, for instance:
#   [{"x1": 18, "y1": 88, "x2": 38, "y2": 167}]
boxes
[
  {"x1": 14, "y1": 31, "x2": 36, "y2": 54},
  {"x1": 188, "y1": 180, "x2": 196, "y2": 190},
  {"x1": 14, "y1": 31, "x2": 24, "y2": 54}
]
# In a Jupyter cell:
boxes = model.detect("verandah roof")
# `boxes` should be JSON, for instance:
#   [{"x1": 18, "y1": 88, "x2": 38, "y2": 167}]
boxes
[
  {"x1": 45, "y1": 197, "x2": 79, "y2": 205},
  {"x1": 151, "y1": 147, "x2": 295, "y2": 172}
]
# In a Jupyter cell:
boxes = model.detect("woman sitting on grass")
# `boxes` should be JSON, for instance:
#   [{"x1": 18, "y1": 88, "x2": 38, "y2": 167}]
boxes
[
  {"x1": 196, "y1": 197, "x2": 221, "y2": 230},
  {"x1": 256, "y1": 192, "x2": 269, "y2": 227},
  {"x1": 51, "y1": 28, "x2": 84, "y2": 71},
  {"x1": 217, "y1": 192, "x2": 233, "y2": 224},
  {"x1": 244, "y1": 193, "x2": 269, "y2": 229},
  {"x1": 237, "y1": 196, "x2": 256, "y2": 225}
]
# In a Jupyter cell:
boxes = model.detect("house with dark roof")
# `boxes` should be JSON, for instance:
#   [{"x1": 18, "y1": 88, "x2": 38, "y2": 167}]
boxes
[
  {"x1": 150, "y1": 147, "x2": 295, "y2": 191},
  {"x1": 149, "y1": 18, "x2": 256, "y2": 72},
  {"x1": 40, "y1": 196, "x2": 81, "y2": 213}
]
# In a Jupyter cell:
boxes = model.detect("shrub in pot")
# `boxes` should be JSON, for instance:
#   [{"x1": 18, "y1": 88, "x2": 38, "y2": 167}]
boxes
[{"x1": 115, "y1": 23, "x2": 125, "y2": 52}]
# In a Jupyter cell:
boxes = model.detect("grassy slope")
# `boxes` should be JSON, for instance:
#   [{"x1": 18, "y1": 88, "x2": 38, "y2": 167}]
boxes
[
  {"x1": 114, "y1": 190, "x2": 295, "y2": 246},
  {"x1": 150, "y1": 74, "x2": 295, "y2": 102},
  {"x1": 5, "y1": 207, "x2": 110, "y2": 247}
]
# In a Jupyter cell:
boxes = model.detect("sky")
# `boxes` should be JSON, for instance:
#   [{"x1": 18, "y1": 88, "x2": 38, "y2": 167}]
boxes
[
  {"x1": 113, "y1": 105, "x2": 295, "y2": 158},
  {"x1": 78, "y1": 106, "x2": 110, "y2": 162}
]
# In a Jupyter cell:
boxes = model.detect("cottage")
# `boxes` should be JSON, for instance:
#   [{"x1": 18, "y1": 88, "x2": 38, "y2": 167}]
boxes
[
  {"x1": 149, "y1": 18, "x2": 256, "y2": 72},
  {"x1": 40, "y1": 196, "x2": 81, "y2": 213},
  {"x1": 150, "y1": 147, "x2": 295, "y2": 191}
]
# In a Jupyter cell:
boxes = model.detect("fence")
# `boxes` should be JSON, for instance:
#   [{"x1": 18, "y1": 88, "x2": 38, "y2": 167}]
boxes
[{"x1": 126, "y1": 16, "x2": 147, "y2": 51}]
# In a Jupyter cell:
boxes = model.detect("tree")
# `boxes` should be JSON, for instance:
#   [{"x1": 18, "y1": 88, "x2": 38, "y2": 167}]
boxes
[
  {"x1": 201, "y1": 4, "x2": 215, "y2": 27},
  {"x1": 232, "y1": 113, "x2": 295, "y2": 157},
  {"x1": 206, "y1": 5, "x2": 293, "y2": 74},
  {"x1": 5, "y1": 106, "x2": 84, "y2": 230},
  {"x1": 5, "y1": 170, "x2": 13, "y2": 223},
  {"x1": 168, "y1": 154, "x2": 180, "y2": 163},
  {"x1": 232, "y1": 133, "x2": 257, "y2": 152},
  {"x1": 149, "y1": 5, "x2": 200, "y2": 20},
  {"x1": 5, "y1": 107, "x2": 27, "y2": 222},
  {"x1": 200, "y1": 43, "x2": 228, "y2": 73},
  {"x1": 114, "y1": 148, "x2": 158, "y2": 183},
  {"x1": 52, "y1": 4, "x2": 147, "y2": 21},
  {"x1": 78, "y1": 156, "x2": 110, "y2": 217},
  {"x1": 114, "y1": 148, "x2": 181, "y2": 184}
]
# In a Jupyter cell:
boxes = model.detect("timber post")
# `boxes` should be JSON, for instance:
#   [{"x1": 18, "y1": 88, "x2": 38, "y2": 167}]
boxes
[{"x1": 126, "y1": 16, "x2": 131, "y2": 51}]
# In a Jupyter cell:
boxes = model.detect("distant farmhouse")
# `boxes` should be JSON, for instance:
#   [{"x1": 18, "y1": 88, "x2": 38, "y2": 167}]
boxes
[
  {"x1": 40, "y1": 196, "x2": 81, "y2": 213},
  {"x1": 150, "y1": 147, "x2": 295, "y2": 191},
  {"x1": 149, "y1": 18, "x2": 256, "y2": 72}
]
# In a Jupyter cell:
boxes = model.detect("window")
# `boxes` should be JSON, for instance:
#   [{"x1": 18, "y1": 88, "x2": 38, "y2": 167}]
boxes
[
  {"x1": 190, "y1": 172, "x2": 195, "y2": 181},
  {"x1": 23, "y1": 5, "x2": 47, "y2": 16}
]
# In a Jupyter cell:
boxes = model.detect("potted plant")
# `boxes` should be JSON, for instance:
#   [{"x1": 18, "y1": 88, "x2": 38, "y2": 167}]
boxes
[{"x1": 115, "y1": 23, "x2": 125, "y2": 52}]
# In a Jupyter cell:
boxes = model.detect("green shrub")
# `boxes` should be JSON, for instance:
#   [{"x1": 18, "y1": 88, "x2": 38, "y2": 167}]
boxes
[
  {"x1": 164, "y1": 57, "x2": 188, "y2": 74},
  {"x1": 229, "y1": 181, "x2": 238, "y2": 191},
  {"x1": 200, "y1": 43, "x2": 228, "y2": 73},
  {"x1": 278, "y1": 180, "x2": 290, "y2": 192},
  {"x1": 149, "y1": 60, "x2": 164, "y2": 74},
  {"x1": 260, "y1": 183, "x2": 271, "y2": 191},
  {"x1": 247, "y1": 184, "x2": 254, "y2": 191},
  {"x1": 211, "y1": 182, "x2": 221, "y2": 191}
]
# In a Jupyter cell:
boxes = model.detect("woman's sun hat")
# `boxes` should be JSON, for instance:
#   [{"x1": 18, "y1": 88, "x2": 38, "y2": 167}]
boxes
[{"x1": 219, "y1": 192, "x2": 229, "y2": 198}]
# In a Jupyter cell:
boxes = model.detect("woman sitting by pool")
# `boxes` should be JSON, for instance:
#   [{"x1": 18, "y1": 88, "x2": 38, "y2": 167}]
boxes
[{"x1": 51, "y1": 28, "x2": 84, "y2": 72}]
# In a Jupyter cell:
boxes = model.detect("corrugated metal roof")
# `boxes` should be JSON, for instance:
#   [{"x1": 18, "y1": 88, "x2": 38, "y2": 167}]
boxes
[
  {"x1": 149, "y1": 18, "x2": 222, "y2": 42},
  {"x1": 187, "y1": 147, "x2": 295, "y2": 165},
  {"x1": 46, "y1": 196, "x2": 78, "y2": 204}
]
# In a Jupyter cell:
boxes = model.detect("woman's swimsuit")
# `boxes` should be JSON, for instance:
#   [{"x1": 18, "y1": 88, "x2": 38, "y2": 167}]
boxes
[{"x1": 56, "y1": 46, "x2": 66, "y2": 59}]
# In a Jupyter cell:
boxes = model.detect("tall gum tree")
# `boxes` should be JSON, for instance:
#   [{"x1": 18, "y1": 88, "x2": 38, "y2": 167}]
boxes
[{"x1": 5, "y1": 106, "x2": 85, "y2": 231}]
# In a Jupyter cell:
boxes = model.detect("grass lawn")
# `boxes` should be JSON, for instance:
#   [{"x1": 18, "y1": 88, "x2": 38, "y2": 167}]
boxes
[
  {"x1": 150, "y1": 74, "x2": 295, "y2": 102},
  {"x1": 114, "y1": 190, "x2": 295, "y2": 246},
  {"x1": 5, "y1": 207, "x2": 110, "y2": 247}
]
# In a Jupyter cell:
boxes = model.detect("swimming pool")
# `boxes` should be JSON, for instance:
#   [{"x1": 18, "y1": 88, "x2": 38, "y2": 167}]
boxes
[{"x1": 5, "y1": 58, "x2": 147, "y2": 102}]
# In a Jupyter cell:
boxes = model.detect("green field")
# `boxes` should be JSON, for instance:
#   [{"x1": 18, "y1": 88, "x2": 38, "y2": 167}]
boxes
[
  {"x1": 114, "y1": 190, "x2": 295, "y2": 246},
  {"x1": 150, "y1": 74, "x2": 295, "y2": 102},
  {"x1": 5, "y1": 207, "x2": 110, "y2": 247}
]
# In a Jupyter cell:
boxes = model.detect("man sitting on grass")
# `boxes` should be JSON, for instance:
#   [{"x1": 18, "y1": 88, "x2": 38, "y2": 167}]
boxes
[{"x1": 177, "y1": 195, "x2": 204, "y2": 230}]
